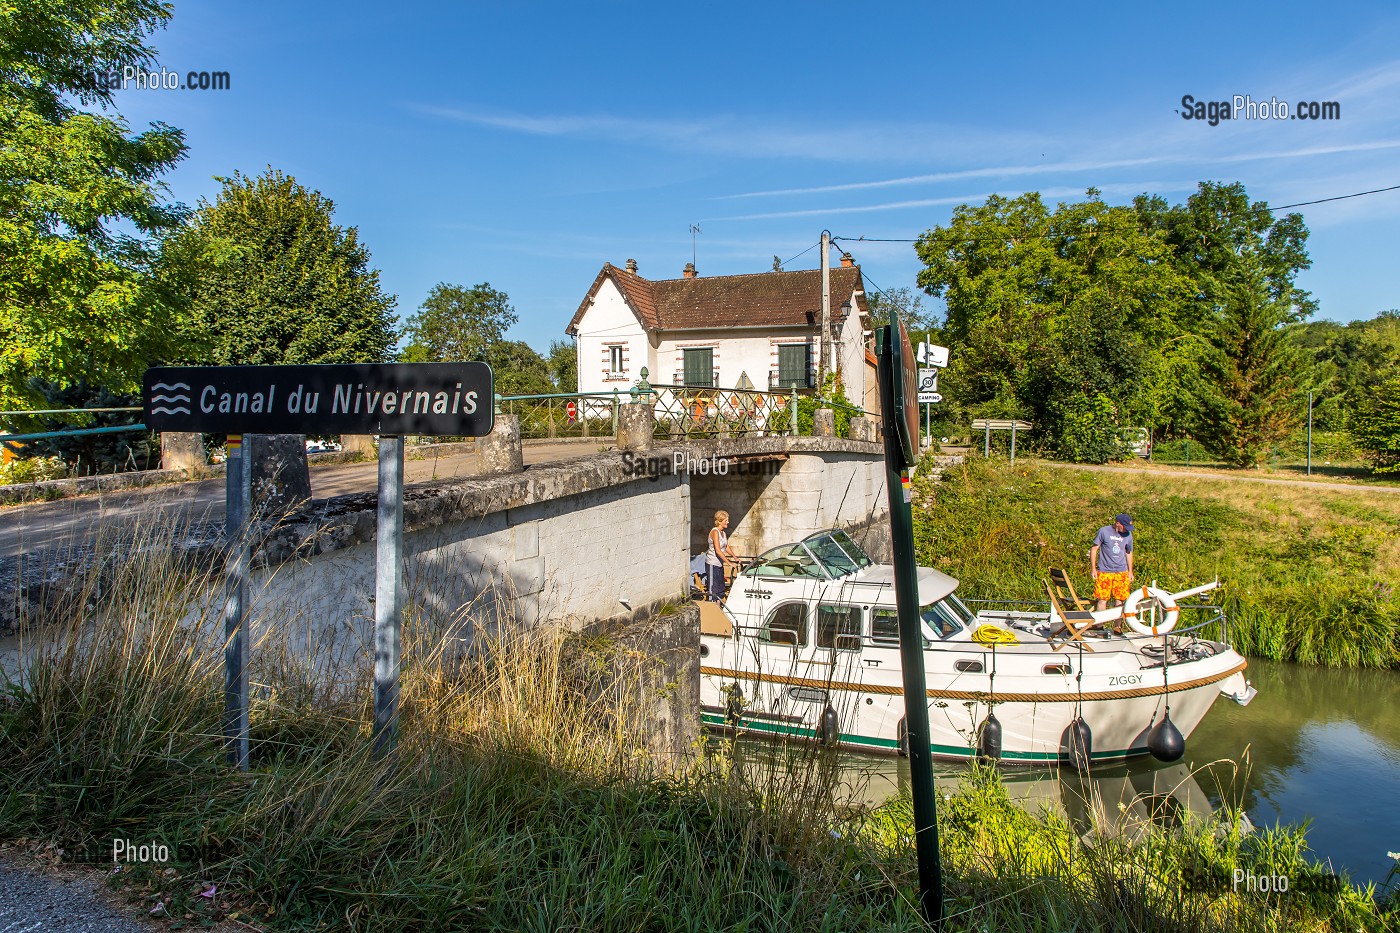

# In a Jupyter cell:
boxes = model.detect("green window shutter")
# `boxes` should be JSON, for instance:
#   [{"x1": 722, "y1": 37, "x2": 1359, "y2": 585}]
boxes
[
  {"x1": 778, "y1": 344, "x2": 809, "y2": 387},
  {"x1": 683, "y1": 348, "x2": 713, "y2": 387}
]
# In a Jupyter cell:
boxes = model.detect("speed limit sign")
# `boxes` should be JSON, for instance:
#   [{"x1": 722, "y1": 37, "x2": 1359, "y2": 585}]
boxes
[{"x1": 918, "y1": 369, "x2": 938, "y2": 393}]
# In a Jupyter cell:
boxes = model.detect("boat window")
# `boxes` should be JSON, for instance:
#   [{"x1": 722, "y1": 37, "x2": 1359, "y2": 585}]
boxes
[
  {"x1": 922, "y1": 601, "x2": 966, "y2": 639},
  {"x1": 869, "y1": 608, "x2": 930, "y2": 648},
  {"x1": 954, "y1": 659, "x2": 984, "y2": 673},
  {"x1": 787, "y1": 686, "x2": 829, "y2": 704},
  {"x1": 817, "y1": 604, "x2": 862, "y2": 652},
  {"x1": 1043, "y1": 663, "x2": 1071, "y2": 675},
  {"x1": 759, "y1": 603, "x2": 808, "y2": 647},
  {"x1": 802, "y1": 530, "x2": 872, "y2": 577},
  {"x1": 745, "y1": 544, "x2": 825, "y2": 579}
]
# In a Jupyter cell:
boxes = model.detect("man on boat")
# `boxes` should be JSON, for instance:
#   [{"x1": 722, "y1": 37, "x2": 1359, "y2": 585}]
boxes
[{"x1": 1091, "y1": 513, "x2": 1135, "y2": 622}]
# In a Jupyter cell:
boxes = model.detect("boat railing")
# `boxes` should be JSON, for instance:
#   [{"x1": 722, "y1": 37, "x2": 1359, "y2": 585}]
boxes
[{"x1": 967, "y1": 597, "x2": 1232, "y2": 647}]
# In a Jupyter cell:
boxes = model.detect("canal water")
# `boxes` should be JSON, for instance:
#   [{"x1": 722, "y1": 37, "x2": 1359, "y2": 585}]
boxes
[{"x1": 739, "y1": 658, "x2": 1400, "y2": 888}]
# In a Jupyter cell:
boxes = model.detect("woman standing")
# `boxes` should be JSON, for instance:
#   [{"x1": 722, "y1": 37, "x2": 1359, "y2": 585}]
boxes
[{"x1": 706, "y1": 510, "x2": 737, "y2": 602}]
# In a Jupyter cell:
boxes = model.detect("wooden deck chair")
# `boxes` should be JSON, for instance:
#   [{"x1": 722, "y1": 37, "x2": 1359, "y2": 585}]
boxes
[
  {"x1": 1044, "y1": 580, "x2": 1097, "y2": 652},
  {"x1": 1048, "y1": 567, "x2": 1090, "y2": 612}
]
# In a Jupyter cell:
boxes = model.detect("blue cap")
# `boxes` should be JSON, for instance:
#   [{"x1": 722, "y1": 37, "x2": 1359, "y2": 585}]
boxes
[{"x1": 1116, "y1": 513, "x2": 1134, "y2": 532}]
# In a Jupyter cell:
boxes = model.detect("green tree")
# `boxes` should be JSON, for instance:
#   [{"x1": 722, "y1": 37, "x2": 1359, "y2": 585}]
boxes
[
  {"x1": 865, "y1": 286, "x2": 938, "y2": 336},
  {"x1": 400, "y1": 282, "x2": 516, "y2": 363},
  {"x1": 548, "y1": 340, "x2": 577, "y2": 392},
  {"x1": 1183, "y1": 265, "x2": 1305, "y2": 466},
  {"x1": 163, "y1": 170, "x2": 396, "y2": 365},
  {"x1": 1298, "y1": 311, "x2": 1400, "y2": 431},
  {"x1": 0, "y1": 0, "x2": 188, "y2": 406},
  {"x1": 915, "y1": 190, "x2": 1185, "y2": 461},
  {"x1": 1350, "y1": 372, "x2": 1400, "y2": 474},
  {"x1": 1136, "y1": 182, "x2": 1316, "y2": 459},
  {"x1": 487, "y1": 340, "x2": 553, "y2": 396}
]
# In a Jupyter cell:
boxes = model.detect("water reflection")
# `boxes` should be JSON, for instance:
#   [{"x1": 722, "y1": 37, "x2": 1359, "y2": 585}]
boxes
[{"x1": 727, "y1": 659, "x2": 1400, "y2": 887}]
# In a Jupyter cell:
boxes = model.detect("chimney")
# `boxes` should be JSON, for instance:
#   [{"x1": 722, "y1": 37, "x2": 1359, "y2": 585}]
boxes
[
  {"x1": 682, "y1": 262, "x2": 697, "y2": 278},
  {"x1": 840, "y1": 252, "x2": 854, "y2": 268},
  {"x1": 625, "y1": 258, "x2": 638, "y2": 275}
]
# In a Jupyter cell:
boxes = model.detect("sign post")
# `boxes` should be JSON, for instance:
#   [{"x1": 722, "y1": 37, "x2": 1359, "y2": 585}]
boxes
[
  {"x1": 877, "y1": 315, "x2": 944, "y2": 929},
  {"x1": 223, "y1": 433, "x2": 251, "y2": 770},
  {"x1": 144, "y1": 363, "x2": 493, "y2": 765},
  {"x1": 373, "y1": 435, "x2": 405, "y2": 756}
]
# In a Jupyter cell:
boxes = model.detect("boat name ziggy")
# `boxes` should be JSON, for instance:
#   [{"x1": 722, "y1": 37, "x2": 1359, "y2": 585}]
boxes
[{"x1": 1108, "y1": 674, "x2": 1143, "y2": 686}]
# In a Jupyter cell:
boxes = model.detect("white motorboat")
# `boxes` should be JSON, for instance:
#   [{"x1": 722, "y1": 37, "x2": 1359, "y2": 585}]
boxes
[{"x1": 698, "y1": 529, "x2": 1256, "y2": 767}]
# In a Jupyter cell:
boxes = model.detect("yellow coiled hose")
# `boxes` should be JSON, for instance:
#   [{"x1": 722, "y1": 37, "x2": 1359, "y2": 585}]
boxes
[{"x1": 971, "y1": 624, "x2": 1020, "y2": 647}]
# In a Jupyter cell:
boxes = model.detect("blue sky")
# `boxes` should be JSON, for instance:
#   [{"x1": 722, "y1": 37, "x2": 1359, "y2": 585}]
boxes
[{"x1": 114, "y1": 1, "x2": 1400, "y2": 353}]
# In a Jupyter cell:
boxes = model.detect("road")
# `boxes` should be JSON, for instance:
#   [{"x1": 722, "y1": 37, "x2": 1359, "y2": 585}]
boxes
[{"x1": 0, "y1": 440, "x2": 602, "y2": 557}]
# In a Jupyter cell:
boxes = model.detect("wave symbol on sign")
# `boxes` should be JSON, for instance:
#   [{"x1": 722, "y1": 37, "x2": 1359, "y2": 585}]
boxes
[{"x1": 150, "y1": 382, "x2": 192, "y2": 416}]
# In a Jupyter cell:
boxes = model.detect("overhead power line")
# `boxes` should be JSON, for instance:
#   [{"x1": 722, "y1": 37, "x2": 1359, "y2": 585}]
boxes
[{"x1": 828, "y1": 182, "x2": 1400, "y2": 245}]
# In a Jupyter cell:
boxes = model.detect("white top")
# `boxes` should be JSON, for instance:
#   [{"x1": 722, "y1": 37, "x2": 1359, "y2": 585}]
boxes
[{"x1": 706, "y1": 528, "x2": 727, "y2": 567}]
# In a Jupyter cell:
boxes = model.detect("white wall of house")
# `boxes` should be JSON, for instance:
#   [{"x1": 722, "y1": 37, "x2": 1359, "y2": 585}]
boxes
[
  {"x1": 573, "y1": 277, "x2": 872, "y2": 411},
  {"x1": 653, "y1": 329, "x2": 817, "y2": 392},
  {"x1": 574, "y1": 278, "x2": 649, "y2": 395}
]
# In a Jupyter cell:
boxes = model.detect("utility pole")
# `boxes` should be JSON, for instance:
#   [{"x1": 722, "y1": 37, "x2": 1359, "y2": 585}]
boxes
[{"x1": 819, "y1": 230, "x2": 831, "y2": 388}]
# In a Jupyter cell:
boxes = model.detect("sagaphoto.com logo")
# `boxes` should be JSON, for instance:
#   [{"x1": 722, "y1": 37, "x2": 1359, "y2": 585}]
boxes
[
  {"x1": 76, "y1": 66, "x2": 231, "y2": 93},
  {"x1": 1178, "y1": 94, "x2": 1340, "y2": 126}
]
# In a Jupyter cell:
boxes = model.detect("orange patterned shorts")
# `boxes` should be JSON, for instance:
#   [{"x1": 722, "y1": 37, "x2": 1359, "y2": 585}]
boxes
[{"x1": 1093, "y1": 571, "x2": 1131, "y2": 602}]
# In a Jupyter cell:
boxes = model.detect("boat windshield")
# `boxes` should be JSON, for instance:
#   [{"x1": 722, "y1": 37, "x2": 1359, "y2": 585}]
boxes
[
  {"x1": 802, "y1": 530, "x2": 872, "y2": 578},
  {"x1": 922, "y1": 595, "x2": 974, "y2": 638}
]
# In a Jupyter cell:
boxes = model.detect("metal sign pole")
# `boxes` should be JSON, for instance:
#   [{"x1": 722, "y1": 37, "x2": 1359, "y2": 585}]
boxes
[
  {"x1": 373, "y1": 435, "x2": 405, "y2": 757},
  {"x1": 223, "y1": 434, "x2": 250, "y2": 770},
  {"x1": 876, "y1": 323, "x2": 944, "y2": 930}
]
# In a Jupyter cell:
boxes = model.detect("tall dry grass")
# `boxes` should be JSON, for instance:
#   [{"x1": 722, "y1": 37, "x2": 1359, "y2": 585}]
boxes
[{"x1": 1, "y1": 510, "x2": 1393, "y2": 930}]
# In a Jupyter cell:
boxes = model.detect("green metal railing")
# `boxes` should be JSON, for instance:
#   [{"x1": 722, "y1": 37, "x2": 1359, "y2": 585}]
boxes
[
  {"x1": 495, "y1": 389, "x2": 630, "y2": 440},
  {"x1": 645, "y1": 382, "x2": 798, "y2": 439}
]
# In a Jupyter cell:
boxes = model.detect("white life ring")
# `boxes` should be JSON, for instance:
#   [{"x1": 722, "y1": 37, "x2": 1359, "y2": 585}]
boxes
[{"x1": 1123, "y1": 585, "x2": 1179, "y2": 636}]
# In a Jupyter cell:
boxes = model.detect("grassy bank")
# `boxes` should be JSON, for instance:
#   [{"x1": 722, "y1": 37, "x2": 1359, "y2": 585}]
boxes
[
  {"x1": 914, "y1": 457, "x2": 1400, "y2": 669},
  {"x1": 1, "y1": 522, "x2": 1395, "y2": 930}
]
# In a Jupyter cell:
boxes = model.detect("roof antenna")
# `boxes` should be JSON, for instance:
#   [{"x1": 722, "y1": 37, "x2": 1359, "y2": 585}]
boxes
[{"x1": 689, "y1": 223, "x2": 701, "y2": 267}]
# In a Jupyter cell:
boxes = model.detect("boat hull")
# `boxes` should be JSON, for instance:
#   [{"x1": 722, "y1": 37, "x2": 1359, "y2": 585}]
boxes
[{"x1": 699, "y1": 651, "x2": 1248, "y2": 765}]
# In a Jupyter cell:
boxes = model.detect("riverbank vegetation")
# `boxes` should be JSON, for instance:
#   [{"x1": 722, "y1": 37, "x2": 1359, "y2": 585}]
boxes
[
  {"x1": 1, "y1": 519, "x2": 1395, "y2": 931},
  {"x1": 914, "y1": 457, "x2": 1400, "y2": 670}
]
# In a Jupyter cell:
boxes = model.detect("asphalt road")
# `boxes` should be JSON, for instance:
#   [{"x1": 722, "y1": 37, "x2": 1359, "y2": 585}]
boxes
[{"x1": 0, "y1": 440, "x2": 602, "y2": 557}]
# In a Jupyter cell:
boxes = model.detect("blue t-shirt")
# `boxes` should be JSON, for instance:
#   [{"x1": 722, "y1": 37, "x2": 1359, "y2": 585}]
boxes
[{"x1": 1093, "y1": 526, "x2": 1133, "y2": 573}]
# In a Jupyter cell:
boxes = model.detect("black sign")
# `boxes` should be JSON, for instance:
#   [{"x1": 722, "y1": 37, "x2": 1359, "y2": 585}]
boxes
[{"x1": 143, "y1": 363, "x2": 494, "y2": 436}]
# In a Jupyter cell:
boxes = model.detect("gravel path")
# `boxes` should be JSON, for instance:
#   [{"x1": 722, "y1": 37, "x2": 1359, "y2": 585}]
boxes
[{"x1": 0, "y1": 859, "x2": 150, "y2": 933}]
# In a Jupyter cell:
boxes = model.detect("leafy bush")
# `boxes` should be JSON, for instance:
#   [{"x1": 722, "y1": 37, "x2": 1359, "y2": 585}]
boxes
[{"x1": 0, "y1": 456, "x2": 68, "y2": 485}]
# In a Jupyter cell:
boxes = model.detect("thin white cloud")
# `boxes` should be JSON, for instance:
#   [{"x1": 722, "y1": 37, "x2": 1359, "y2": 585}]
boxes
[
  {"x1": 409, "y1": 103, "x2": 1035, "y2": 164},
  {"x1": 706, "y1": 182, "x2": 1196, "y2": 222},
  {"x1": 717, "y1": 140, "x2": 1400, "y2": 201}
]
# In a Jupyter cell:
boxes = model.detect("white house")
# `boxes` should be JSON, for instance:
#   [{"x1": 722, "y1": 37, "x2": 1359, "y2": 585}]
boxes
[{"x1": 566, "y1": 258, "x2": 875, "y2": 410}]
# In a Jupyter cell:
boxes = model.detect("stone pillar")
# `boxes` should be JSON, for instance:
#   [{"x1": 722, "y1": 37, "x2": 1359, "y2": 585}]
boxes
[
  {"x1": 340, "y1": 434, "x2": 377, "y2": 459},
  {"x1": 617, "y1": 403, "x2": 655, "y2": 451},
  {"x1": 848, "y1": 417, "x2": 871, "y2": 443},
  {"x1": 476, "y1": 414, "x2": 523, "y2": 473},
  {"x1": 160, "y1": 432, "x2": 205, "y2": 472},
  {"x1": 813, "y1": 408, "x2": 836, "y2": 438},
  {"x1": 246, "y1": 434, "x2": 311, "y2": 518}
]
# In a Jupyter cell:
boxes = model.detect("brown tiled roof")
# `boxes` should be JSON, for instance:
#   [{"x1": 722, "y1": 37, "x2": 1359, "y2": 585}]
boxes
[{"x1": 567, "y1": 264, "x2": 867, "y2": 334}]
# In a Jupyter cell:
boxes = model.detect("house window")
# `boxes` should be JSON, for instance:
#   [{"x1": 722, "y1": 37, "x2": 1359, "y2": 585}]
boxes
[
  {"x1": 777, "y1": 343, "x2": 811, "y2": 388},
  {"x1": 683, "y1": 347, "x2": 714, "y2": 387},
  {"x1": 609, "y1": 345, "x2": 624, "y2": 375}
]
